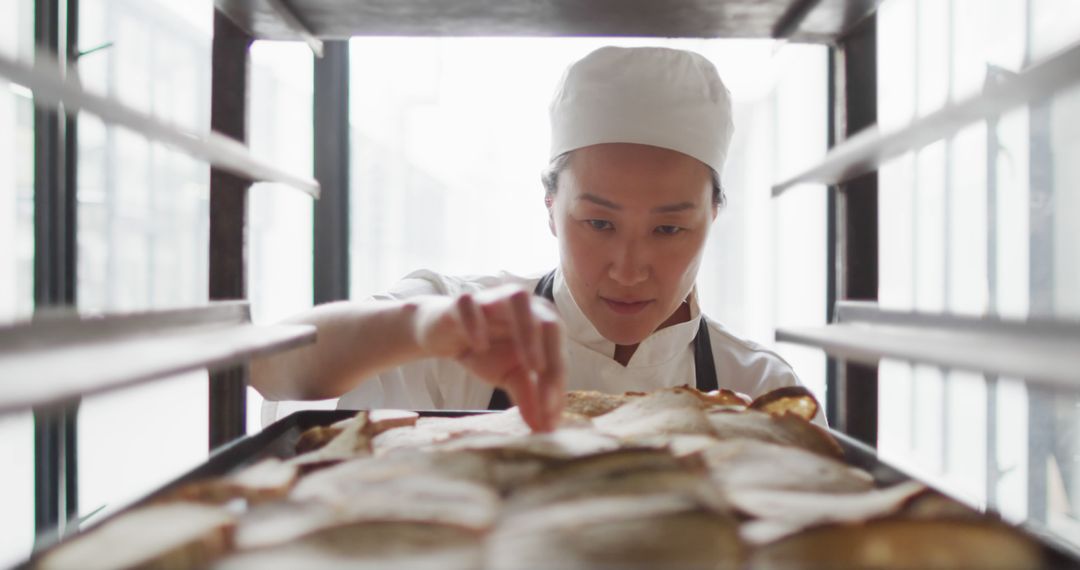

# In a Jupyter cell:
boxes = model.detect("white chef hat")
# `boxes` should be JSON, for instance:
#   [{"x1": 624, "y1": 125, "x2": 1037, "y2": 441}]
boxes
[{"x1": 549, "y1": 46, "x2": 734, "y2": 176}]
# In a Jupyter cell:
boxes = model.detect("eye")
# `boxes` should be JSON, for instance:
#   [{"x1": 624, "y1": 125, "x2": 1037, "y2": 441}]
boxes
[
  {"x1": 586, "y1": 219, "x2": 614, "y2": 231},
  {"x1": 655, "y1": 225, "x2": 684, "y2": 235}
]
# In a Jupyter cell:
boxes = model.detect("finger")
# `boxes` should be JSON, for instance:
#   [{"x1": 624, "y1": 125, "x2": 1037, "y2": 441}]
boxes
[
  {"x1": 503, "y1": 371, "x2": 545, "y2": 431},
  {"x1": 537, "y1": 319, "x2": 566, "y2": 422},
  {"x1": 528, "y1": 370, "x2": 555, "y2": 432},
  {"x1": 470, "y1": 295, "x2": 490, "y2": 352},
  {"x1": 484, "y1": 293, "x2": 530, "y2": 372},
  {"x1": 456, "y1": 294, "x2": 489, "y2": 352},
  {"x1": 509, "y1": 290, "x2": 544, "y2": 373}
]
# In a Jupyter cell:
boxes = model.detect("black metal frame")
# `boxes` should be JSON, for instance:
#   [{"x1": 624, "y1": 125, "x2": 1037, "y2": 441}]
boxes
[
  {"x1": 771, "y1": 0, "x2": 823, "y2": 39},
  {"x1": 32, "y1": 0, "x2": 80, "y2": 544},
  {"x1": 825, "y1": 40, "x2": 839, "y2": 427},
  {"x1": 26, "y1": 408, "x2": 1080, "y2": 568},
  {"x1": 313, "y1": 41, "x2": 351, "y2": 305},
  {"x1": 826, "y1": 15, "x2": 879, "y2": 446},
  {"x1": 206, "y1": 15, "x2": 356, "y2": 450},
  {"x1": 208, "y1": 11, "x2": 254, "y2": 451}
]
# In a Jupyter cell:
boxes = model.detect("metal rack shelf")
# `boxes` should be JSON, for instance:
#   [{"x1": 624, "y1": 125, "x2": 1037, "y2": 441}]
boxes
[
  {"x1": 213, "y1": 0, "x2": 884, "y2": 42},
  {"x1": 772, "y1": 38, "x2": 1080, "y2": 196},
  {"x1": 776, "y1": 301, "x2": 1080, "y2": 389},
  {"x1": 0, "y1": 52, "x2": 321, "y2": 197},
  {"x1": 0, "y1": 302, "x2": 316, "y2": 415}
]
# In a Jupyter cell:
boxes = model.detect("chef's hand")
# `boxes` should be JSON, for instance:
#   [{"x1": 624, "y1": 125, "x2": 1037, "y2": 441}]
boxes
[{"x1": 413, "y1": 285, "x2": 566, "y2": 432}]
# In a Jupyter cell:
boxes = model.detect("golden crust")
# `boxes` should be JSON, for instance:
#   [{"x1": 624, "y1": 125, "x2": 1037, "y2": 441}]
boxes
[
  {"x1": 749, "y1": 385, "x2": 820, "y2": 422},
  {"x1": 47, "y1": 386, "x2": 1043, "y2": 569},
  {"x1": 564, "y1": 390, "x2": 638, "y2": 417}
]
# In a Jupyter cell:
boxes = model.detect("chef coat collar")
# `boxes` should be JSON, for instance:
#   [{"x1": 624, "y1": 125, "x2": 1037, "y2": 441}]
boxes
[{"x1": 552, "y1": 267, "x2": 703, "y2": 367}]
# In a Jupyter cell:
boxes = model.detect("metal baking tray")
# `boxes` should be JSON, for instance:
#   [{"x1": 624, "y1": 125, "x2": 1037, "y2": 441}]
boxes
[{"x1": 26, "y1": 410, "x2": 1080, "y2": 568}]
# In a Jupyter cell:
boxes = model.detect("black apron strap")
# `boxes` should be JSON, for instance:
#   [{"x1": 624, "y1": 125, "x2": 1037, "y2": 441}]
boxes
[
  {"x1": 488, "y1": 271, "x2": 557, "y2": 410},
  {"x1": 488, "y1": 270, "x2": 718, "y2": 409},
  {"x1": 692, "y1": 318, "x2": 718, "y2": 392},
  {"x1": 533, "y1": 270, "x2": 557, "y2": 302}
]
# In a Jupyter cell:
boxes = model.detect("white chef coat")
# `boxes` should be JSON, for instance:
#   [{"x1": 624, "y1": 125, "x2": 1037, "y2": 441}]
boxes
[{"x1": 337, "y1": 268, "x2": 824, "y2": 425}]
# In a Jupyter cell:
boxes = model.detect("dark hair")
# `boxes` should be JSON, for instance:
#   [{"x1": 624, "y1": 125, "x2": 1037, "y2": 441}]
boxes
[{"x1": 541, "y1": 151, "x2": 726, "y2": 207}]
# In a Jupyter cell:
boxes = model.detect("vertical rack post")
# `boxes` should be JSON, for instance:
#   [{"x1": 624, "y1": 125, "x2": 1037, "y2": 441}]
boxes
[
  {"x1": 33, "y1": 0, "x2": 80, "y2": 545},
  {"x1": 208, "y1": 10, "x2": 252, "y2": 450},
  {"x1": 828, "y1": 16, "x2": 879, "y2": 446},
  {"x1": 825, "y1": 42, "x2": 839, "y2": 424},
  {"x1": 313, "y1": 41, "x2": 350, "y2": 304}
]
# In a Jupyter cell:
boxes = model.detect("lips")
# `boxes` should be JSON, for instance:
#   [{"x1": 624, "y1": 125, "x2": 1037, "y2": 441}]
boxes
[{"x1": 602, "y1": 297, "x2": 653, "y2": 315}]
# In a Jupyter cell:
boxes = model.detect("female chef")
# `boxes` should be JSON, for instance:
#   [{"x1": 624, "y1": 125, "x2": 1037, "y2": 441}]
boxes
[{"x1": 250, "y1": 46, "x2": 814, "y2": 432}]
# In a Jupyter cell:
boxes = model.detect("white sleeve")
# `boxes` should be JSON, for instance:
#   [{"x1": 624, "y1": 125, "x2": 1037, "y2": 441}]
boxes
[
  {"x1": 337, "y1": 357, "x2": 497, "y2": 411},
  {"x1": 337, "y1": 270, "x2": 522, "y2": 411},
  {"x1": 371, "y1": 269, "x2": 532, "y2": 301},
  {"x1": 706, "y1": 320, "x2": 829, "y2": 427}
]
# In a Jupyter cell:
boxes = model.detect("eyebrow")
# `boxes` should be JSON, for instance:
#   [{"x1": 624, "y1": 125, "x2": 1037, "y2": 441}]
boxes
[
  {"x1": 651, "y1": 201, "x2": 696, "y2": 213},
  {"x1": 578, "y1": 193, "x2": 622, "y2": 210},
  {"x1": 577, "y1": 193, "x2": 696, "y2": 214}
]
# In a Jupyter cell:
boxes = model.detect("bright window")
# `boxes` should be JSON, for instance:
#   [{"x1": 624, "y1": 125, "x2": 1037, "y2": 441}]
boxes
[
  {"x1": 247, "y1": 40, "x2": 317, "y2": 432},
  {"x1": 0, "y1": 0, "x2": 39, "y2": 565},
  {"x1": 75, "y1": 0, "x2": 213, "y2": 526},
  {"x1": 73, "y1": 0, "x2": 320, "y2": 521},
  {"x1": 347, "y1": 37, "x2": 828, "y2": 402},
  {"x1": 876, "y1": 0, "x2": 1080, "y2": 546}
]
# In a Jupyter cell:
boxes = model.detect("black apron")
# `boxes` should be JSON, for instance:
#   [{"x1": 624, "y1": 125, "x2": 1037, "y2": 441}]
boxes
[{"x1": 488, "y1": 270, "x2": 718, "y2": 410}]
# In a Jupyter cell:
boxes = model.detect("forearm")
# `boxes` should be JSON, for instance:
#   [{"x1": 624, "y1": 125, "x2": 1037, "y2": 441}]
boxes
[{"x1": 249, "y1": 299, "x2": 429, "y2": 401}]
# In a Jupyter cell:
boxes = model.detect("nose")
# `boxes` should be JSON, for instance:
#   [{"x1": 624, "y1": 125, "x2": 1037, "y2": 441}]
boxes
[{"x1": 607, "y1": 236, "x2": 649, "y2": 287}]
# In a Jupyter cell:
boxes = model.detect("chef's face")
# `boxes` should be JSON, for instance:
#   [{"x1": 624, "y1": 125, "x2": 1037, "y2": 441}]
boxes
[{"x1": 548, "y1": 143, "x2": 717, "y2": 346}]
